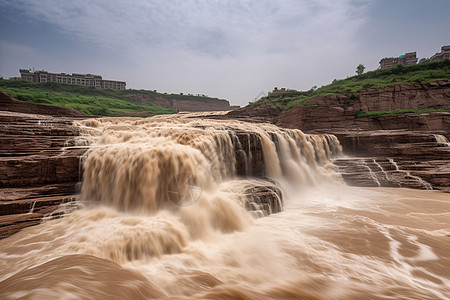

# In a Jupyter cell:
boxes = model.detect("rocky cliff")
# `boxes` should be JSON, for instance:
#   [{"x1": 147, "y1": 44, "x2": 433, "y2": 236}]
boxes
[
  {"x1": 0, "y1": 92, "x2": 87, "y2": 238},
  {"x1": 225, "y1": 80, "x2": 450, "y2": 192},
  {"x1": 355, "y1": 80, "x2": 449, "y2": 111},
  {"x1": 331, "y1": 130, "x2": 450, "y2": 192},
  {"x1": 123, "y1": 93, "x2": 231, "y2": 112},
  {"x1": 277, "y1": 106, "x2": 450, "y2": 132},
  {"x1": 228, "y1": 80, "x2": 450, "y2": 130},
  {"x1": 276, "y1": 80, "x2": 450, "y2": 131}
]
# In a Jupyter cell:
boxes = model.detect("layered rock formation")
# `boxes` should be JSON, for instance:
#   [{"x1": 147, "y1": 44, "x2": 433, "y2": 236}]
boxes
[
  {"x1": 0, "y1": 92, "x2": 87, "y2": 238},
  {"x1": 277, "y1": 106, "x2": 450, "y2": 132},
  {"x1": 331, "y1": 130, "x2": 450, "y2": 192},
  {"x1": 229, "y1": 129, "x2": 265, "y2": 177},
  {"x1": 270, "y1": 80, "x2": 450, "y2": 131},
  {"x1": 243, "y1": 183, "x2": 283, "y2": 217},
  {"x1": 1, "y1": 78, "x2": 448, "y2": 239},
  {"x1": 123, "y1": 93, "x2": 231, "y2": 112},
  {"x1": 298, "y1": 82, "x2": 450, "y2": 192},
  {"x1": 224, "y1": 80, "x2": 450, "y2": 192},
  {"x1": 354, "y1": 80, "x2": 449, "y2": 111},
  {"x1": 227, "y1": 80, "x2": 450, "y2": 131},
  {"x1": 276, "y1": 103, "x2": 450, "y2": 132}
]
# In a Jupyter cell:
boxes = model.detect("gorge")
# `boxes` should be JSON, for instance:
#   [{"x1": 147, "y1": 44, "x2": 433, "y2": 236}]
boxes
[
  {"x1": 0, "y1": 86, "x2": 449, "y2": 299},
  {"x1": 227, "y1": 80, "x2": 450, "y2": 192}
]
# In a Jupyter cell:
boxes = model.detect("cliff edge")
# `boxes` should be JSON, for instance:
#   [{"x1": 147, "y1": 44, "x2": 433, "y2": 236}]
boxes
[{"x1": 225, "y1": 80, "x2": 450, "y2": 192}]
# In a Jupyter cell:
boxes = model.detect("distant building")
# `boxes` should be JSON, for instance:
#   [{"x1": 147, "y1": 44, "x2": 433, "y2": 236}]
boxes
[
  {"x1": 379, "y1": 52, "x2": 418, "y2": 69},
  {"x1": 271, "y1": 87, "x2": 286, "y2": 95},
  {"x1": 430, "y1": 45, "x2": 450, "y2": 61},
  {"x1": 19, "y1": 69, "x2": 126, "y2": 90}
]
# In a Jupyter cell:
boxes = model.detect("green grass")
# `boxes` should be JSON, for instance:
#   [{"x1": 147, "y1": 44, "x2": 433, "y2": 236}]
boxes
[
  {"x1": 0, "y1": 79, "x2": 227, "y2": 116},
  {"x1": 257, "y1": 59, "x2": 450, "y2": 110},
  {"x1": 356, "y1": 109, "x2": 450, "y2": 118}
]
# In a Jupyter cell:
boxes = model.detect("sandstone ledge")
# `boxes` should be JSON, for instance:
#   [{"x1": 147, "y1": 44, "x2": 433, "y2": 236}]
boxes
[
  {"x1": 330, "y1": 130, "x2": 450, "y2": 192},
  {"x1": 0, "y1": 92, "x2": 87, "y2": 238}
]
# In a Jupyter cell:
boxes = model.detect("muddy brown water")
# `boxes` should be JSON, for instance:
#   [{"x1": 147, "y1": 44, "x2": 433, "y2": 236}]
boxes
[{"x1": 1, "y1": 116, "x2": 448, "y2": 299}]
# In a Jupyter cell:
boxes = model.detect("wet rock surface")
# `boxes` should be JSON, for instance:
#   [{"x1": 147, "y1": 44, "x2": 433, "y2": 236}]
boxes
[
  {"x1": 243, "y1": 183, "x2": 283, "y2": 217},
  {"x1": 229, "y1": 129, "x2": 265, "y2": 177},
  {"x1": 331, "y1": 130, "x2": 450, "y2": 192},
  {"x1": 0, "y1": 92, "x2": 87, "y2": 238}
]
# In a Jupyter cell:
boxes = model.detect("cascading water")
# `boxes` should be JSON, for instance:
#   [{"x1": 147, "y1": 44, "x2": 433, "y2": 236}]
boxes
[
  {"x1": 0, "y1": 115, "x2": 449, "y2": 300},
  {"x1": 433, "y1": 134, "x2": 450, "y2": 146},
  {"x1": 78, "y1": 117, "x2": 340, "y2": 213}
]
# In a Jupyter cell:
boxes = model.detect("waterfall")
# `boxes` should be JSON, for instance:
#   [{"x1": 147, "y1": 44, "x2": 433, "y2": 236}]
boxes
[
  {"x1": 433, "y1": 134, "x2": 450, "y2": 146},
  {"x1": 75, "y1": 117, "x2": 342, "y2": 213},
  {"x1": 2, "y1": 115, "x2": 449, "y2": 300}
]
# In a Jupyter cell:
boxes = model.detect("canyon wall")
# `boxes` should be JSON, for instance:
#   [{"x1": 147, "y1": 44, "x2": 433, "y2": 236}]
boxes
[
  {"x1": 277, "y1": 80, "x2": 450, "y2": 131},
  {"x1": 278, "y1": 81, "x2": 450, "y2": 192},
  {"x1": 356, "y1": 80, "x2": 449, "y2": 111},
  {"x1": 0, "y1": 92, "x2": 86, "y2": 238},
  {"x1": 225, "y1": 81, "x2": 450, "y2": 192},
  {"x1": 332, "y1": 130, "x2": 450, "y2": 192},
  {"x1": 123, "y1": 93, "x2": 231, "y2": 112},
  {"x1": 227, "y1": 80, "x2": 450, "y2": 132},
  {"x1": 277, "y1": 106, "x2": 450, "y2": 133}
]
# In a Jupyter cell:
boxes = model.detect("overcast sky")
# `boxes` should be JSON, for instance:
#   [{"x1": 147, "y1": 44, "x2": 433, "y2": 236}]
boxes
[{"x1": 0, "y1": 0, "x2": 449, "y2": 106}]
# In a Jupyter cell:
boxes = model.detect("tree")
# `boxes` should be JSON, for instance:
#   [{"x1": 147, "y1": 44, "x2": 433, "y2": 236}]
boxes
[{"x1": 356, "y1": 64, "x2": 365, "y2": 75}]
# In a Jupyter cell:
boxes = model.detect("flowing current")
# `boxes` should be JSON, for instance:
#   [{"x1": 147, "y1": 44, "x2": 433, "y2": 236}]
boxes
[{"x1": 1, "y1": 115, "x2": 449, "y2": 299}]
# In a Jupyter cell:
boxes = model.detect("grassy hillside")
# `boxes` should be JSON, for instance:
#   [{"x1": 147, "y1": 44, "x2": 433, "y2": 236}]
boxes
[
  {"x1": 0, "y1": 79, "x2": 227, "y2": 117},
  {"x1": 258, "y1": 59, "x2": 450, "y2": 110}
]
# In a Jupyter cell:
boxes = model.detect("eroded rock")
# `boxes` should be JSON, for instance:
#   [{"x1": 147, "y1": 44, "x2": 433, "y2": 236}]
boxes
[
  {"x1": 332, "y1": 130, "x2": 450, "y2": 192},
  {"x1": 0, "y1": 92, "x2": 87, "y2": 238}
]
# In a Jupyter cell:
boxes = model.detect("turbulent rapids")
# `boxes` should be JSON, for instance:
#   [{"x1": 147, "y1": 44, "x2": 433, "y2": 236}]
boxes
[
  {"x1": 1, "y1": 115, "x2": 449, "y2": 299},
  {"x1": 78, "y1": 115, "x2": 340, "y2": 215}
]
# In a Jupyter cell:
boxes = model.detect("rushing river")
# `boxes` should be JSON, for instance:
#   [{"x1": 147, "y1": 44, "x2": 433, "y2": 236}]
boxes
[{"x1": 0, "y1": 116, "x2": 449, "y2": 299}]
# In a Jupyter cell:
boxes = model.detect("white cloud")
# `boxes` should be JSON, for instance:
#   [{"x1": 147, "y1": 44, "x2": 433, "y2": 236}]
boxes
[{"x1": 1, "y1": 0, "x2": 373, "y2": 105}]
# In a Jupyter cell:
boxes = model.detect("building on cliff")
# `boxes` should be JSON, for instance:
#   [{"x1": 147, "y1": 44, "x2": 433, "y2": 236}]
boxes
[
  {"x1": 271, "y1": 87, "x2": 286, "y2": 95},
  {"x1": 430, "y1": 45, "x2": 450, "y2": 61},
  {"x1": 379, "y1": 52, "x2": 418, "y2": 69},
  {"x1": 19, "y1": 69, "x2": 126, "y2": 90}
]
